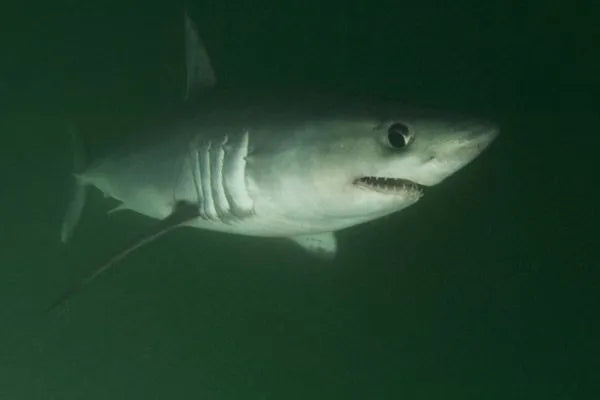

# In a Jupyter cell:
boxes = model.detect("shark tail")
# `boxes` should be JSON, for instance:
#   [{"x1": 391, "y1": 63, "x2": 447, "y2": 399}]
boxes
[{"x1": 60, "y1": 125, "x2": 89, "y2": 243}]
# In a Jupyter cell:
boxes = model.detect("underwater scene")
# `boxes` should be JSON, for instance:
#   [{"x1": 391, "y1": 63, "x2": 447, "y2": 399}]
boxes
[{"x1": 0, "y1": 0, "x2": 597, "y2": 398}]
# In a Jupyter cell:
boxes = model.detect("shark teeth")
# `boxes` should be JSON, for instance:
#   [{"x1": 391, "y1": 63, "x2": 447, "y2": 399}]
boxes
[{"x1": 354, "y1": 176, "x2": 424, "y2": 195}]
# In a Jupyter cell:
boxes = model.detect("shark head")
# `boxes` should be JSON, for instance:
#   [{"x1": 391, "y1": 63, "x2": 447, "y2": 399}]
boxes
[
  {"x1": 179, "y1": 14, "x2": 499, "y2": 234},
  {"x1": 247, "y1": 101, "x2": 499, "y2": 231}
]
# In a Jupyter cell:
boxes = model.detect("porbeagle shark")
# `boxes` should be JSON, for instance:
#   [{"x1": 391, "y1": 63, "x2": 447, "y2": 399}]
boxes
[{"x1": 53, "y1": 13, "x2": 499, "y2": 307}]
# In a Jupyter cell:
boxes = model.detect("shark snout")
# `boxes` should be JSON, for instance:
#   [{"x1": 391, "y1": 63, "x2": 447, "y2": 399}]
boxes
[
  {"x1": 440, "y1": 120, "x2": 499, "y2": 156},
  {"x1": 407, "y1": 120, "x2": 499, "y2": 187},
  {"x1": 465, "y1": 120, "x2": 500, "y2": 150},
  {"x1": 438, "y1": 119, "x2": 499, "y2": 158}
]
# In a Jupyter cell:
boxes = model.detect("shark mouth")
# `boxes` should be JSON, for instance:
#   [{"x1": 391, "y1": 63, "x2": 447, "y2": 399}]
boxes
[{"x1": 354, "y1": 176, "x2": 425, "y2": 195}]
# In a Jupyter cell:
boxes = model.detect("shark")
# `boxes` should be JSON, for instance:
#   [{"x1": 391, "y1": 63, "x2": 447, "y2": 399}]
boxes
[{"x1": 54, "y1": 13, "x2": 499, "y2": 306}]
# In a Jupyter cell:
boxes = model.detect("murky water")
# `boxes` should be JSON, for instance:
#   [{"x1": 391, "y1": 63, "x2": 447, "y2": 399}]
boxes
[{"x1": 0, "y1": 1, "x2": 596, "y2": 398}]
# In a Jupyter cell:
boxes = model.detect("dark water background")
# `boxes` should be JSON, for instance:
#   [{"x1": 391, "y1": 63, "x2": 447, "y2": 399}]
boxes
[{"x1": 1, "y1": 0, "x2": 597, "y2": 398}]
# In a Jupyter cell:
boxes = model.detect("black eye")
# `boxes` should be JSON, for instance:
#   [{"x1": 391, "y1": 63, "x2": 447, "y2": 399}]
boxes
[{"x1": 387, "y1": 122, "x2": 412, "y2": 148}]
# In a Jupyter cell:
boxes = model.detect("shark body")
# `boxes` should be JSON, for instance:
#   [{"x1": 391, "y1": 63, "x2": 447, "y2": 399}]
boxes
[
  {"x1": 57, "y1": 13, "x2": 498, "y2": 301},
  {"x1": 78, "y1": 92, "x2": 497, "y2": 252}
]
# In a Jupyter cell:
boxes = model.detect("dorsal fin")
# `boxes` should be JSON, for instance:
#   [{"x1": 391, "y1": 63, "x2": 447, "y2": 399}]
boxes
[{"x1": 184, "y1": 11, "x2": 217, "y2": 100}]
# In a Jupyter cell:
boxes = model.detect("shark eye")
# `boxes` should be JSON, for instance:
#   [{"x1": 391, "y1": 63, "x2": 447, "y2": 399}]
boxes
[{"x1": 387, "y1": 122, "x2": 413, "y2": 148}]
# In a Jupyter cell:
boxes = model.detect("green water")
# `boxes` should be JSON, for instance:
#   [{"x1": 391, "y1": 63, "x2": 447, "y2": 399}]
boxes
[{"x1": 1, "y1": 1, "x2": 597, "y2": 398}]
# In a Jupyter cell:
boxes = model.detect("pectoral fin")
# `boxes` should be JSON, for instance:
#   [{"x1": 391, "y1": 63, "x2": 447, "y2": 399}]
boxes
[
  {"x1": 288, "y1": 232, "x2": 337, "y2": 260},
  {"x1": 48, "y1": 201, "x2": 200, "y2": 311}
]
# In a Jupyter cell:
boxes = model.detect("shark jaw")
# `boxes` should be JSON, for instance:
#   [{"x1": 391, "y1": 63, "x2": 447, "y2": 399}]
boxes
[{"x1": 353, "y1": 176, "x2": 425, "y2": 197}]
